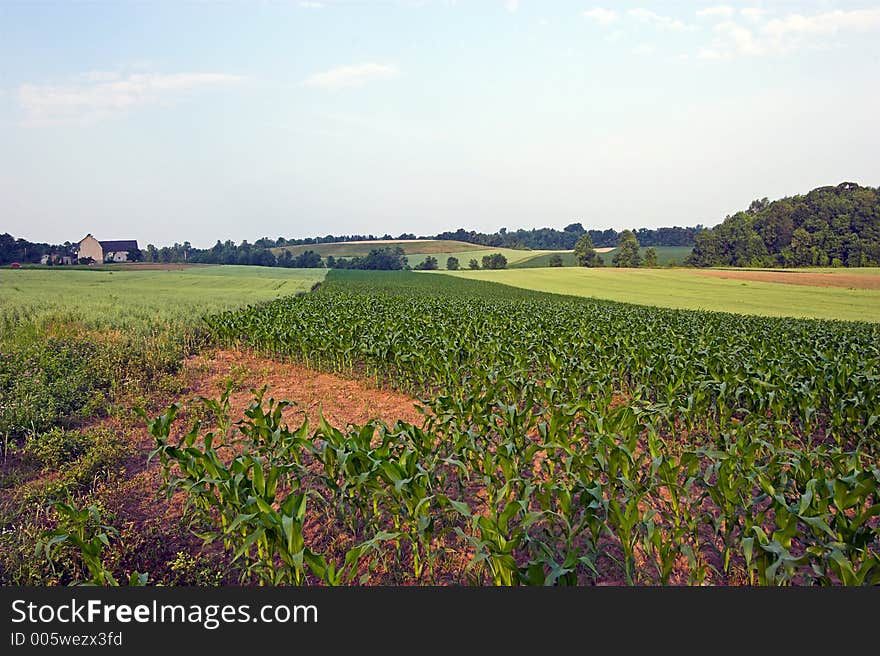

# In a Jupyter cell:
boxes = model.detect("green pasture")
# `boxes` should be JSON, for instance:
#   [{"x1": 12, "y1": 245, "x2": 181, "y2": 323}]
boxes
[{"x1": 439, "y1": 267, "x2": 880, "y2": 322}]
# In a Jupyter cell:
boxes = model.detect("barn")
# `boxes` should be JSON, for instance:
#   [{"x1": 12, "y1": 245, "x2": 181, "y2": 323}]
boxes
[{"x1": 76, "y1": 234, "x2": 139, "y2": 263}]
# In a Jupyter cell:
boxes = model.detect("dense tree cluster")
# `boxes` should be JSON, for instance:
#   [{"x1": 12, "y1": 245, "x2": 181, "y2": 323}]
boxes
[
  {"x1": 480, "y1": 253, "x2": 508, "y2": 269},
  {"x1": 431, "y1": 224, "x2": 700, "y2": 250},
  {"x1": 327, "y1": 246, "x2": 409, "y2": 270},
  {"x1": 277, "y1": 250, "x2": 323, "y2": 268},
  {"x1": 686, "y1": 182, "x2": 880, "y2": 268},
  {"x1": 413, "y1": 255, "x2": 439, "y2": 270},
  {"x1": 0, "y1": 234, "x2": 73, "y2": 265}
]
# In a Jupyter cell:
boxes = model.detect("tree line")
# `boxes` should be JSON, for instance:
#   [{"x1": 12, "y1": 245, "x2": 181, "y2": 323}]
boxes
[{"x1": 431, "y1": 224, "x2": 700, "y2": 250}]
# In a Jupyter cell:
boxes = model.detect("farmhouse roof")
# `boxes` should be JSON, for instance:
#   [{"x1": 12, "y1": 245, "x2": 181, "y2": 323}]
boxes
[{"x1": 99, "y1": 240, "x2": 139, "y2": 251}]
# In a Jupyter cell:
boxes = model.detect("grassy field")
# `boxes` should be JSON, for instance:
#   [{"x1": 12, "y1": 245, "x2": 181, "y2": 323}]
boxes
[
  {"x1": 408, "y1": 247, "x2": 558, "y2": 269},
  {"x1": 511, "y1": 246, "x2": 693, "y2": 268},
  {"x1": 0, "y1": 266, "x2": 327, "y2": 333},
  {"x1": 271, "y1": 239, "x2": 555, "y2": 269},
  {"x1": 439, "y1": 267, "x2": 880, "y2": 322},
  {"x1": 272, "y1": 239, "x2": 488, "y2": 258}
]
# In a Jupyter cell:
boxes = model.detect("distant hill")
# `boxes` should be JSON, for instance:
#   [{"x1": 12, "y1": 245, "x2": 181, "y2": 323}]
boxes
[
  {"x1": 271, "y1": 239, "x2": 485, "y2": 258},
  {"x1": 687, "y1": 182, "x2": 880, "y2": 267},
  {"x1": 273, "y1": 240, "x2": 558, "y2": 269},
  {"x1": 511, "y1": 246, "x2": 693, "y2": 268}
]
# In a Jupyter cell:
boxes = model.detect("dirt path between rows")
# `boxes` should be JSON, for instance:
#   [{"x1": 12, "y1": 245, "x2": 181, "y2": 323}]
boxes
[{"x1": 691, "y1": 269, "x2": 880, "y2": 289}]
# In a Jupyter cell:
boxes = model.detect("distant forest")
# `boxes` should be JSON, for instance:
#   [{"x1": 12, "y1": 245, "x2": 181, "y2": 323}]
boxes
[
  {"x1": 686, "y1": 182, "x2": 880, "y2": 267},
  {"x1": 429, "y1": 225, "x2": 701, "y2": 249},
  {"x1": 3, "y1": 182, "x2": 877, "y2": 268}
]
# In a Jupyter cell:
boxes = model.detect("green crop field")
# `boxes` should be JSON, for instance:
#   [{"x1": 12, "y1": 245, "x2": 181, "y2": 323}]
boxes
[
  {"x1": 180, "y1": 269, "x2": 878, "y2": 586},
  {"x1": 439, "y1": 267, "x2": 880, "y2": 322},
  {"x1": 3, "y1": 267, "x2": 878, "y2": 587},
  {"x1": 0, "y1": 266, "x2": 326, "y2": 333}
]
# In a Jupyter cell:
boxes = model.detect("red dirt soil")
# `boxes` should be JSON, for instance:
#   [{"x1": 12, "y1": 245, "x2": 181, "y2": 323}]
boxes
[
  {"x1": 691, "y1": 269, "x2": 880, "y2": 289},
  {"x1": 30, "y1": 350, "x2": 427, "y2": 583},
  {"x1": 188, "y1": 350, "x2": 424, "y2": 428}
]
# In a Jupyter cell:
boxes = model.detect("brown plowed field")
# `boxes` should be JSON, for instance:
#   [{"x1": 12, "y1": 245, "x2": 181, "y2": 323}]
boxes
[{"x1": 692, "y1": 269, "x2": 880, "y2": 289}]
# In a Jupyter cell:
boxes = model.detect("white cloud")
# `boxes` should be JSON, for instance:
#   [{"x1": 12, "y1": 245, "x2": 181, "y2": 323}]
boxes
[
  {"x1": 692, "y1": 8, "x2": 880, "y2": 62},
  {"x1": 740, "y1": 8, "x2": 765, "y2": 23},
  {"x1": 628, "y1": 8, "x2": 695, "y2": 31},
  {"x1": 505, "y1": 0, "x2": 518, "y2": 13},
  {"x1": 715, "y1": 21, "x2": 762, "y2": 56},
  {"x1": 17, "y1": 71, "x2": 244, "y2": 125},
  {"x1": 763, "y1": 9, "x2": 880, "y2": 39},
  {"x1": 303, "y1": 63, "x2": 399, "y2": 90},
  {"x1": 632, "y1": 43, "x2": 655, "y2": 56},
  {"x1": 299, "y1": 1, "x2": 325, "y2": 8},
  {"x1": 583, "y1": 7, "x2": 618, "y2": 26},
  {"x1": 697, "y1": 5, "x2": 733, "y2": 19}
]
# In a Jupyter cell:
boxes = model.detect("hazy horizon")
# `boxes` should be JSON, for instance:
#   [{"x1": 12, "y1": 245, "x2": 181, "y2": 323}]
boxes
[{"x1": 2, "y1": 1, "x2": 879, "y2": 249}]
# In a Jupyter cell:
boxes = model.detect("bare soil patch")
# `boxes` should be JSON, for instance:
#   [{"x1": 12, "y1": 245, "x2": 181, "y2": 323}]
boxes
[
  {"x1": 1, "y1": 349, "x2": 426, "y2": 584},
  {"x1": 186, "y1": 350, "x2": 425, "y2": 428},
  {"x1": 692, "y1": 269, "x2": 880, "y2": 289}
]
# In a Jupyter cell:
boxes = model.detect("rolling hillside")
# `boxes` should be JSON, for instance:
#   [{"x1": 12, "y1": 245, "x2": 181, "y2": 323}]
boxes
[
  {"x1": 511, "y1": 246, "x2": 693, "y2": 268},
  {"x1": 272, "y1": 239, "x2": 557, "y2": 269},
  {"x1": 272, "y1": 239, "x2": 487, "y2": 258}
]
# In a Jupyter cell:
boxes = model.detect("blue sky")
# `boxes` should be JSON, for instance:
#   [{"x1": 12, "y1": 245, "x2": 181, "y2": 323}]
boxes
[{"x1": 1, "y1": 1, "x2": 878, "y2": 248}]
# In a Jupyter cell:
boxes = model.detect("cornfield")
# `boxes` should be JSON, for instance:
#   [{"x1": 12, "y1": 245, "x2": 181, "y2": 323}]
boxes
[{"x1": 146, "y1": 270, "x2": 879, "y2": 585}]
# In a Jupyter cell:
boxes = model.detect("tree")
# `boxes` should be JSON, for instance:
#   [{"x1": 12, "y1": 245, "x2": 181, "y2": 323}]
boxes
[
  {"x1": 548, "y1": 253, "x2": 564, "y2": 267},
  {"x1": 330, "y1": 246, "x2": 408, "y2": 270},
  {"x1": 612, "y1": 230, "x2": 641, "y2": 267},
  {"x1": 573, "y1": 233, "x2": 601, "y2": 267},
  {"x1": 468, "y1": 259, "x2": 480, "y2": 270},
  {"x1": 292, "y1": 250, "x2": 323, "y2": 268},
  {"x1": 446, "y1": 256, "x2": 460, "y2": 270},
  {"x1": 643, "y1": 247, "x2": 658, "y2": 268},
  {"x1": 785, "y1": 227, "x2": 814, "y2": 267},
  {"x1": 126, "y1": 248, "x2": 144, "y2": 263},
  {"x1": 414, "y1": 255, "x2": 439, "y2": 270},
  {"x1": 481, "y1": 253, "x2": 508, "y2": 269}
]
